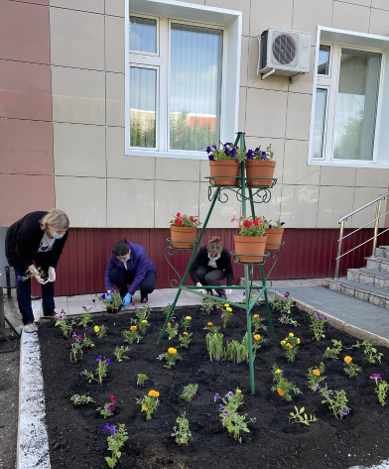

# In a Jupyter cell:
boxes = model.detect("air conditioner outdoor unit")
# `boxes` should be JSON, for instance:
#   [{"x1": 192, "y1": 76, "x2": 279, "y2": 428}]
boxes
[{"x1": 258, "y1": 28, "x2": 311, "y2": 80}]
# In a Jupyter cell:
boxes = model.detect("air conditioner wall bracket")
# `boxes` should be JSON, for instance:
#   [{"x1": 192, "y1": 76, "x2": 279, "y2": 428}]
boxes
[
  {"x1": 261, "y1": 68, "x2": 276, "y2": 80},
  {"x1": 289, "y1": 72, "x2": 307, "y2": 84}
]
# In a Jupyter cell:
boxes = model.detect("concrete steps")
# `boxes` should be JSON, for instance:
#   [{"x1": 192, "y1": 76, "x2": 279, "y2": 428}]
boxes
[{"x1": 330, "y1": 246, "x2": 389, "y2": 309}]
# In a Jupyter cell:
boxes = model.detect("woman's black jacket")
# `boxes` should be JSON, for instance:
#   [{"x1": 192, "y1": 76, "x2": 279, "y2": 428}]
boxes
[
  {"x1": 5, "y1": 211, "x2": 69, "y2": 269},
  {"x1": 189, "y1": 246, "x2": 233, "y2": 286}
]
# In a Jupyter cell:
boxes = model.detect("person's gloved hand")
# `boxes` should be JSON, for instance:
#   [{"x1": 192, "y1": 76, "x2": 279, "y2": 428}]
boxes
[
  {"x1": 35, "y1": 274, "x2": 49, "y2": 285},
  {"x1": 196, "y1": 282, "x2": 206, "y2": 294},
  {"x1": 122, "y1": 293, "x2": 132, "y2": 306},
  {"x1": 107, "y1": 294, "x2": 113, "y2": 302},
  {"x1": 48, "y1": 267, "x2": 56, "y2": 282},
  {"x1": 224, "y1": 289, "x2": 232, "y2": 296}
]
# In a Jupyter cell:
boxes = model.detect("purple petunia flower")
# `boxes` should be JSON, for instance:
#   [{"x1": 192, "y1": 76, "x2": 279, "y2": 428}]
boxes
[
  {"x1": 314, "y1": 384, "x2": 320, "y2": 392},
  {"x1": 284, "y1": 292, "x2": 290, "y2": 299},
  {"x1": 82, "y1": 306, "x2": 86, "y2": 310},
  {"x1": 110, "y1": 426, "x2": 117, "y2": 436},
  {"x1": 219, "y1": 404, "x2": 224, "y2": 411},
  {"x1": 261, "y1": 151, "x2": 267, "y2": 160},
  {"x1": 92, "y1": 299, "x2": 95, "y2": 303},
  {"x1": 107, "y1": 358, "x2": 112, "y2": 366},
  {"x1": 341, "y1": 408, "x2": 349, "y2": 415},
  {"x1": 246, "y1": 149, "x2": 253, "y2": 160},
  {"x1": 224, "y1": 410, "x2": 229, "y2": 417},
  {"x1": 206, "y1": 146, "x2": 212, "y2": 153},
  {"x1": 281, "y1": 222, "x2": 285, "y2": 226},
  {"x1": 79, "y1": 372, "x2": 83, "y2": 377},
  {"x1": 252, "y1": 417, "x2": 257, "y2": 423},
  {"x1": 107, "y1": 405, "x2": 114, "y2": 412},
  {"x1": 103, "y1": 423, "x2": 109, "y2": 432},
  {"x1": 131, "y1": 302, "x2": 136, "y2": 307},
  {"x1": 292, "y1": 301, "x2": 297, "y2": 306},
  {"x1": 17, "y1": 275, "x2": 23, "y2": 282},
  {"x1": 226, "y1": 391, "x2": 234, "y2": 398},
  {"x1": 214, "y1": 393, "x2": 220, "y2": 402},
  {"x1": 208, "y1": 154, "x2": 215, "y2": 161},
  {"x1": 323, "y1": 316, "x2": 328, "y2": 321},
  {"x1": 280, "y1": 317, "x2": 285, "y2": 322},
  {"x1": 371, "y1": 373, "x2": 382, "y2": 381},
  {"x1": 101, "y1": 294, "x2": 106, "y2": 300},
  {"x1": 57, "y1": 314, "x2": 63, "y2": 319},
  {"x1": 95, "y1": 356, "x2": 102, "y2": 362},
  {"x1": 216, "y1": 308, "x2": 222, "y2": 313},
  {"x1": 61, "y1": 309, "x2": 64, "y2": 313}
]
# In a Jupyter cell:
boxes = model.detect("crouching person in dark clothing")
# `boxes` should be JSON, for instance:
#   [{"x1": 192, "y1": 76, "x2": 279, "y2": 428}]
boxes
[
  {"x1": 189, "y1": 237, "x2": 233, "y2": 298},
  {"x1": 5, "y1": 209, "x2": 70, "y2": 333},
  {"x1": 105, "y1": 238, "x2": 157, "y2": 306}
]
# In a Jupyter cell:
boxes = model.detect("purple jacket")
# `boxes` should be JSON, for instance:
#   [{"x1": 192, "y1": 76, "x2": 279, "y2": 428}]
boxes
[{"x1": 105, "y1": 242, "x2": 156, "y2": 295}]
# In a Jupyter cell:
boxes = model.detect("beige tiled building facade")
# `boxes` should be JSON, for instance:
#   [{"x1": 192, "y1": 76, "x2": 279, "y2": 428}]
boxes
[{"x1": 1, "y1": 0, "x2": 389, "y2": 292}]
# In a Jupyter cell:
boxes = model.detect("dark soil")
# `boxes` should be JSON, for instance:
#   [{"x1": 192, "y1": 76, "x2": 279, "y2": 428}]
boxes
[{"x1": 39, "y1": 303, "x2": 389, "y2": 469}]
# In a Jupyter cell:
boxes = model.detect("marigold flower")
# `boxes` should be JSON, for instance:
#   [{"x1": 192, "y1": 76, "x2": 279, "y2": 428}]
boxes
[
  {"x1": 326, "y1": 347, "x2": 330, "y2": 351},
  {"x1": 130, "y1": 325, "x2": 137, "y2": 331},
  {"x1": 275, "y1": 369, "x2": 281, "y2": 374},
  {"x1": 142, "y1": 404, "x2": 148, "y2": 410},
  {"x1": 289, "y1": 333, "x2": 294, "y2": 337},
  {"x1": 141, "y1": 320, "x2": 147, "y2": 323},
  {"x1": 344, "y1": 356, "x2": 352, "y2": 364},
  {"x1": 226, "y1": 307, "x2": 233, "y2": 312},
  {"x1": 236, "y1": 389, "x2": 241, "y2": 394},
  {"x1": 277, "y1": 387, "x2": 285, "y2": 396},
  {"x1": 253, "y1": 334, "x2": 261, "y2": 341},
  {"x1": 224, "y1": 304, "x2": 229, "y2": 307},
  {"x1": 148, "y1": 390, "x2": 160, "y2": 398},
  {"x1": 168, "y1": 347, "x2": 177, "y2": 355},
  {"x1": 297, "y1": 338, "x2": 301, "y2": 344},
  {"x1": 286, "y1": 343, "x2": 293, "y2": 349},
  {"x1": 183, "y1": 331, "x2": 189, "y2": 336},
  {"x1": 185, "y1": 316, "x2": 192, "y2": 320},
  {"x1": 207, "y1": 322, "x2": 214, "y2": 326},
  {"x1": 253, "y1": 314, "x2": 259, "y2": 318},
  {"x1": 281, "y1": 340, "x2": 286, "y2": 345},
  {"x1": 167, "y1": 322, "x2": 171, "y2": 326},
  {"x1": 312, "y1": 369, "x2": 321, "y2": 376},
  {"x1": 94, "y1": 325, "x2": 100, "y2": 332}
]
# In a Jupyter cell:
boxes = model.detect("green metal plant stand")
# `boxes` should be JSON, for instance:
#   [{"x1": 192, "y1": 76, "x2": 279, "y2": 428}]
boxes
[{"x1": 158, "y1": 132, "x2": 283, "y2": 395}]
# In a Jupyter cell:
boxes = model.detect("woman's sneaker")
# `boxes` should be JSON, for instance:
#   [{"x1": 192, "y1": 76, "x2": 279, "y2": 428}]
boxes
[{"x1": 23, "y1": 324, "x2": 36, "y2": 333}]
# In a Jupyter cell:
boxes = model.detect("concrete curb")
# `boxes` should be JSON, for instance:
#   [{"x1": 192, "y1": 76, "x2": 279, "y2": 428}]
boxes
[
  {"x1": 16, "y1": 326, "x2": 51, "y2": 469},
  {"x1": 270, "y1": 290, "x2": 389, "y2": 348}
]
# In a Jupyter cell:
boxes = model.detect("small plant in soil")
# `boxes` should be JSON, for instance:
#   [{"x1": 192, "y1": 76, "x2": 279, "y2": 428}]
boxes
[
  {"x1": 83, "y1": 356, "x2": 112, "y2": 385},
  {"x1": 280, "y1": 333, "x2": 300, "y2": 362},
  {"x1": 113, "y1": 346, "x2": 131, "y2": 362},
  {"x1": 224, "y1": 339, "x2": 247, "y2": 364},
  {"x1": 70, "y1": 394, "x2": 95, "y2": 406},
  {"x1": 158, "y1": 347, "x2": 183, "y2": 369},
  {"x1": 273, "y1": 291, "x2": 298, "y2": 327},
  {"x1": 204, "y1": 321, "x2": 221, "y2": 334},
  {"x1": 206, "y1": 331, "x2": 224, "y2": 362},
  {"x1": 97, "y1": 291, "x2": 123, "y2": 313},
  {"x1": 343, "y1": 355, "x2": 361, "y2": 378},
  {"x1": 221, "y1": 304, "x2": 234, "y2": 328},
  {"x1": 97, "y1": 396, "x2": 117, "y2": 419},
  {"x1": 161, "y1": 303, "x2": 174, "y2": 319},
  {"x1": 165, "y1": 321, "x2": 179, "y2": 340},
  {"x1": 178, "y1": 331, "x2": 193, "y2": 348},
  {"x1": 78, "y1": 307, "x2": 93, "y2": 327},
  {"x1": 181, "y1": 315, "x2": 192, "y2": 331},
  {"x1": 271, "y1": 365, "x2": 302, "y2": 401},
  {"x1": 251, "y1": 313, "x2": 267, "y2": 333},
  {"x1": 310, "y1": 312, "x2": 328, "y2": 341},
  {"x1": 320, "y1": 386, "x2": 350, "y2": 419},
  {"x1": 69, "y1": 333, "x2": 94, "y2": 363},
  {"x1": 215, "y1": 389, "x2": 255, "y2": 443},
  {"x1": 243, "y1": 332, "x2": 267, "y2": 360},
  {"x1": 171, "y1": 411, "x2": 192, "y2": 445},
  {"x1": 307, "y1": 362, "x2": 326, "y2": 391},
  {"x1": 134, "y1": 302, "x2": 151, "y2": 321},
  {"x1": 241, "y1": 290, "x2": 262, "y2": 306},
  {"x1": 103, "y1": 423, "x2": 128, "y2": 468},
  {"x1": 289, "y1": 406, "x2": 317, "y2": 426},
  {"x1": 201, "y1": 296, "x2": 215, "y2": 314},
  {"x1": 55, "y1": 313, "x2": 76, "y2": 338},
  {"x1": 323, "y1": 339, "x2": 343, "y2": 359},
  {"x1": 136, "y1": 390, "x2": 160, "y2": 420},
  {"x1": 180, "y1": 383, "x2": 198, "y2": 402},
  {"x1": 371, "y1": 374, "x2": 389, "y2": 406},
  {"x1": 137, "y1": 373, "x2": 148, "y2": 387},
  {"x1": 94, "y1": 325, "x2": 108, "y2": 339},
  {"x1": 122, "y1": 326, "x2": 140, "y2": 344},
  {"x1": 137, "y1": 319, "x2": 149, "y2": 335},
  {"x1": 351, "y1": 339, "x2": 384, "y2": 364}
]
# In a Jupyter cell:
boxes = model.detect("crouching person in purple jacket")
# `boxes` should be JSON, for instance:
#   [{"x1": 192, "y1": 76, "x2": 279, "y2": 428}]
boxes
[{"x1": 105, "y1": 238, "x2": 157, "y2": 306}]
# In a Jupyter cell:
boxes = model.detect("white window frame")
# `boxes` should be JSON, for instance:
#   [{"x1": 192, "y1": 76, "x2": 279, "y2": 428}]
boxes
[
  {"x1": 125, "y1": 0, "x2": 242, "y2": 160},
  {"x1": 309, "y1": 26, "x2": 389, "y2": 168}
]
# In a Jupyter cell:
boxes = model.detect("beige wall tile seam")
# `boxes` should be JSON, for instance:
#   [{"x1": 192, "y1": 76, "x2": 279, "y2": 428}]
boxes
[
  {"x1": 0, "y1": 57, "x2": 50, "y2": 66},
  {"x1": 0, "y1": 116, "x2": 52, "y2": 123},
  {"x1": 51, "y1": 63, "x2": 105, "y2": 72},
  {"x1": 49, "y1": 5, "x2": 105, "y2": 16}
]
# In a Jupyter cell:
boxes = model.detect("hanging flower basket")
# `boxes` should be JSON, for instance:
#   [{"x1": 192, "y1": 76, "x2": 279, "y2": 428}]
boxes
[
  {"x1": 245, "y1": 145, "x2": 275, "y2": 187},
  {"x1": 169, "y1": 213, "x2": 202, "y2": 249}
]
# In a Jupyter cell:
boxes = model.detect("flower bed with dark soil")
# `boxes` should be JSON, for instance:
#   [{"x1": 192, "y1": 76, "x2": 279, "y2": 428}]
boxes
[{"x1": 38, "y1": 303, "x2": 389, "y2": 469}]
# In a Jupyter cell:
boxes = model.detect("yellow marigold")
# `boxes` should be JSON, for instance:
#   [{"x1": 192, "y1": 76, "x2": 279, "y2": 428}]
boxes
[
  {"x1": 142, "y1": 404, "x2": 148, "y2": 411},
  {"x1": 148, "y1": 390, "x2": 160, "y2": 398},
  {"x1": 312, "y1": 369, "x2": 321, "y2": 376},
  {"x1": 130, "y1": 325, "x2": 137, "y2": 331},
  {"x1": 224, "y1": 303, "x2": 229, "y2": 307},
  {"x1": 207, "y1": 322, "x2": 214, "y2": 327},
  {"x1": 286, "y1": 343, "x2": 293, "y2": 349},
  {"x1": 275, "y1": 369, "x2": 282, "y2": 374},
  {"x1": 297, "y1": 338, "x2": 301, "y2": 344},
  {"x1": 94, "y1": 325, "x2": 100, "y2": 332},
  {"x1": 344, "y1": 356, "x2": 352, "y2": 364},
  {"x1": 253, "y1": 334, "x2": 261, "y2": 341},
  {"x1": 185, "y1": 316, "x2": 192, "y2": 320},
  {"x1": 289, "y1": 333, "x2": 294, "y2": 337},
  {"x1": 277, "y1": 387, "x2": 285, "y2": 396},
  {"x1": 281, "y1": 340, "x2": 286, "y2": 345},
  {"x1": 183, "y1": 331, "x2": 189, "y2": 336},
  {"x1": 168, "y1": 347, "x2": 177, "y2": 355},
  {"x1": 253, "y1": 314, "x2": 259, "y2": 318},
  {"x1": 326, "y1": 347, "x2": 330, "y2": 351},
  {"x1": 167, "y1": 322, "x2": 171, "y2": 326},
  {"x1": 226, "y1": 307, "x2": 233, "y2": 312},
  {"x1": 236, "y1": 389, "x2": 241, "y2": 394},
  {"x1": 141, "y1": 319, "x2": 147, "y2": 323}
]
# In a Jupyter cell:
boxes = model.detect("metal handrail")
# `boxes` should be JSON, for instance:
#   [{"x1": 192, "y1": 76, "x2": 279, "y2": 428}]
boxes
[{"x1": 334, "y1": 192, "x2": 389, "y2": 278}]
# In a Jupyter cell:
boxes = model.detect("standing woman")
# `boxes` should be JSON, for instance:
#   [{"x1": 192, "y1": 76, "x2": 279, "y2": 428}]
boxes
[
  {"x1": 105, "y1": 238, "x2": 157, "y2": 305},
  {"x1": 190, "y1": 237, "x2": 233, "y2": 297},
  {"x1": 5, "y1": 209, "x2": 70, "y2": 333}
]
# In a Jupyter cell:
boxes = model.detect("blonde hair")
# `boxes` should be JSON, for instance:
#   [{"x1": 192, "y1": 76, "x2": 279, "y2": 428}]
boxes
[
  {"x1": 40, "y1": 209, "x2": 70, "y2": 231},
  {"x1": 207, "y1": 237, "x2": 222, "y2": 257}
]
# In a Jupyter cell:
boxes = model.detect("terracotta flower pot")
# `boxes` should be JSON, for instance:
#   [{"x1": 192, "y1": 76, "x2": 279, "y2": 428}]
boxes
[
  {"x1": 209, "y1": 160, "x2": 240, "y2": 186},
  {"x1": 265, "y1": 228, "x2": 284, "y2": 251},
  {"x1": 245, "y1": 160, "x2": 276, "y2": 187},
  {"x1": 233, "y1": 235, "x2": 268, "y2": 263},
  {"x1": 170, "y1": 225, "x2": 197, "y2": 249}
]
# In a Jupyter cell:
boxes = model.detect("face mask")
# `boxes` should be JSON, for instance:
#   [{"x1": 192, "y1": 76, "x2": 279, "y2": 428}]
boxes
[
  {"x1": 208, "y1": 255, "x2": 220, "y2": 261},
  {"x1": 123, "y1": 254, "x2": 130, "y2": 263},
  {"x1": 51, "y1": 231, "x2": 65, "y2": 239}
]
